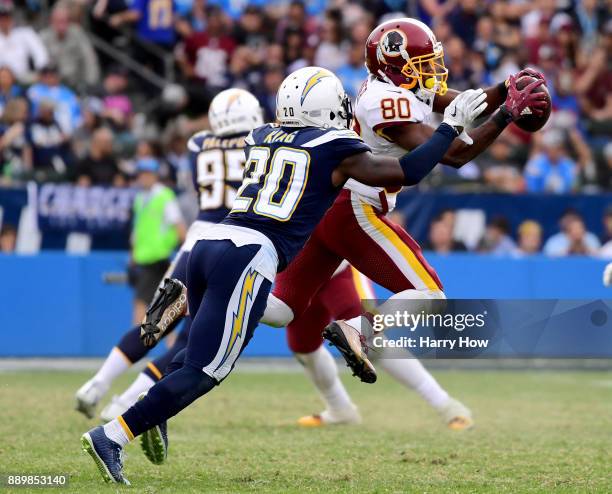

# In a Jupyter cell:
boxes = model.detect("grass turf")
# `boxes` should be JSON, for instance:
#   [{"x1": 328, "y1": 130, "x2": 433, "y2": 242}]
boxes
[{"x1": 1, "y1": 368, "x2": 611, "y2": 493}]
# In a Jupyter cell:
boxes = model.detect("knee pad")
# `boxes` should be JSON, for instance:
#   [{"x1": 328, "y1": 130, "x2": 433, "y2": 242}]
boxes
[{"x1": 261, "y1": 293, "x2": 294, "y2": 327}]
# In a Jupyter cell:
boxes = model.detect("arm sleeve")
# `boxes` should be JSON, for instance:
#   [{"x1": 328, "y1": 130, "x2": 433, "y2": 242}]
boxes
[
  {"x1": 331, "y1": 137, "x2": 371, "y2": 163},
  {"x1": 24, "y1": 29, "x2": 49, "y2": 70},
  {"x1": 398, "y1": 123, "x2": 457, "y2": 185}
]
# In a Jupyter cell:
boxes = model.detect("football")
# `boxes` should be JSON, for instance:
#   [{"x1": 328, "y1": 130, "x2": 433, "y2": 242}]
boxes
[{"x1": 513, "y1": 75, "x2": 552, "y2": 132}]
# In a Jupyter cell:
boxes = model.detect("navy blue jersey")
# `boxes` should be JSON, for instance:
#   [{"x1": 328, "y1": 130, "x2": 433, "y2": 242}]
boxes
[
  {"x1": 188, "y1": 130, "x2": 249, "y2": 223},
  {"x1": 223, "y1": 124, "x2": 370, "y2": 270}
]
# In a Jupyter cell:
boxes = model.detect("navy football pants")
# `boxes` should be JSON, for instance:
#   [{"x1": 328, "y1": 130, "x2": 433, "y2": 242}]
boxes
[{"x1": 122, "y1": 239, "x2": 272, "y2": 436}]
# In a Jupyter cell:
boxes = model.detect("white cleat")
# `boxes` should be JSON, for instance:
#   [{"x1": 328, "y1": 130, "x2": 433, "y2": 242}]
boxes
[
  {"x1": 297, "y1": 405, "x2": 362, "y2": 427},
  {"x1": 75, "y1": 379, "x2": 109, "y2": 419},
  {"x1": 100, "y1": 395, "x2": 132, "y2": 423},
  {"x1": 439, "y1": 397, "x2": 474, "y2": 431}
]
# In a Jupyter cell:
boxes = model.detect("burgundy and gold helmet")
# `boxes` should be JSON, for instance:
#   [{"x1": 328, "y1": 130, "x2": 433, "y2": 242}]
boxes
[{"x1": 365, "y1": 18, "x2": 448, "y2": 95}]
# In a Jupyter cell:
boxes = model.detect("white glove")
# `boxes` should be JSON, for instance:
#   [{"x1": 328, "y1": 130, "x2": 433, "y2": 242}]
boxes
[
  {"x1": 603, "y1": 262, "x2": 612, "y2": 286},
  {"x1": 442, "y1": 89, "x2": 488, "y2": 145}
]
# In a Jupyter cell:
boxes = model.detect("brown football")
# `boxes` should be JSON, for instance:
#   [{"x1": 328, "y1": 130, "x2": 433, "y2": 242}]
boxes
[{"x1": 513, "y1": 75, "x2": 551, "y2": 132}]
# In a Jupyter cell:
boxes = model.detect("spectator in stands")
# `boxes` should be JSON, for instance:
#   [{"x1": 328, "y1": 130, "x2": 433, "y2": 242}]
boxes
[
  {"x1": 178, "y1": 5, "x2": 236, "y2": 113},
  {"x1": 543, "y1": 210, "x2": 600, "y2": 256},
  {"x1": 0, "y1": 97, "x2": 28, "y2": 181},
  {"x1": 0, "y1": 222, "x2": 16, "y2": 252},
  {"x1": 40, "y1": 4, "x2": 101, "y2": 90},
  {"x1": 575, "y1": 22, "x2": 612, "y2": 137},
  {"x1": 23, "y1": 100, "x2": 74, "y2": 182},
  {"x1": 255, "y1": 64, "x2": 284, "y2": 122},
  {"x1": 524, "y1": 130, "x2": 577, "y2": 194},
  {"x1": 478, "y1": 134, "x2": 525, "y2": 192},
  {"x1": 425, "y1": 217, "x2": 467, "y2": 254},
  {"x1": 176, "y1": 0, "x2": 207, "y2": 37},
  {"x1": 27, "y1": 64, "x2": 82, "y2": 136},
  {"x1": 101, "y1": 68, "x2": 133, "y2": 128},
  {"x1": 0, "y1": 0, "x2": 48, "y2": 83},
  {"x1": 0, "y1": 66, "x2": 21, "y2": 116},
  {"x1": 283, "y1": 27, "x2": 309, "y2": 71},
  {"x1": 75, "y1": 127, "x2": 121, "y2": 187},
  {"x1": 336, "y1": 41, "x2": 368, "y2": 100},
  {"x1": 478, "y1": 216, "x2": 517, "y2": 256},
  {"x1": 517, "y1": 220, "x2": 543, "y2": 255},
  {"x1": 447, "y1": 0, "x2": 480, "y2": 47},
  {"x1": 275, "y1": 0, "x2": 317, "y2": 45},
  {"x1": 233, "y1": 5, "x2": 271, "y2": 57},
  {"x1": 596, "y1": 206, "x2": 612, "y2": 257},
  {"x1": 314, "y1": 9, "x2": 348, "y2": 72},
  {"x1": 129, "y1": 157, "x2": 185, "y2": 324},
  {"x1": 72, "y1": 97, "x2": 104, "y2": 159}
]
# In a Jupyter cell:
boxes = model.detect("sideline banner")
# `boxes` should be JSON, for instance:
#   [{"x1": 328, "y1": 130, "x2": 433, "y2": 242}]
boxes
[{"x1": 37, "y1": 184, "x2": 136, "y2": 233}]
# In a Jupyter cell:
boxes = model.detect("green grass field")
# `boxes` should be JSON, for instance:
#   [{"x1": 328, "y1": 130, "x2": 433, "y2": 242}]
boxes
[{"x1": 1, "y1": 367, "x2": 611, "y2": 493}]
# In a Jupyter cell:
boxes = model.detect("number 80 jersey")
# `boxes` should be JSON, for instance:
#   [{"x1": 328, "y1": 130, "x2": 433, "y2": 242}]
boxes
[
  {"x1": 188, "y1": 130, "x2": 249, "y2": 223},
  {"x1": 223, "y1": 123, "x2": 370, "y2": 270}
]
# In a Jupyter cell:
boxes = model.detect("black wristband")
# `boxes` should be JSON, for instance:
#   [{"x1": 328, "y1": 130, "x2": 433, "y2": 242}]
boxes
[
  {"x1": 497, "y1": 80, "x2": 508, "y2": 99},
  {"x1": 493, "y1": 106, "x2": 513, "y2": 130}
]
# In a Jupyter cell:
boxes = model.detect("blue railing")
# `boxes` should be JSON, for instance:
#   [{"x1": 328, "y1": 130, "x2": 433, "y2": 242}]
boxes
[{"x1": 1, "y1": 252, "x2": 609, "y2": 357}]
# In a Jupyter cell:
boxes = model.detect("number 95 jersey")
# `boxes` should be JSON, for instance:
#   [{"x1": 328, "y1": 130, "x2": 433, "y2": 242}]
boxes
[
  {"x1": 348, "y1": 74, "x2": 434, "y2": 213},
  {"x1": 188, "y1": 130, "x2": 249, "y2": 223},
  {"x1": 223, "y1": 124, "x2": 370, "y2": 271}
]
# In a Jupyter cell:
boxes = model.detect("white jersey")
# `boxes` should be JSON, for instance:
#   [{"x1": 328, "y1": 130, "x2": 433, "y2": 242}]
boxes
[{"x1": 345, "y1": 74, "x2": 435, "y2": 212}]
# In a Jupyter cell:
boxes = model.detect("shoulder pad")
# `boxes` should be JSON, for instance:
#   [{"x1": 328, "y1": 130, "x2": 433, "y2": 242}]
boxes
[
  {"x1": 301, "y1": 128, "x2": 363, "y2": 148},
  {"x1": 187, "y1": 130, "x2": 213, "y2": 152}
]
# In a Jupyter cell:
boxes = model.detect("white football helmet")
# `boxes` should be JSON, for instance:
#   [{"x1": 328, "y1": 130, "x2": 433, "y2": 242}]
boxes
[
  {"x1": 276, "y1": 66, "x2": 353, "y2": 129},
  {"x1": 208, "y1": 88, "x2": 264, "y2": 136}
]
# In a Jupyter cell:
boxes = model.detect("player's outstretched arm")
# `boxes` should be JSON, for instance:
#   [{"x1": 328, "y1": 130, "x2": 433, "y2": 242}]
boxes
[
  {"x1": 433, "y1": 67, "x2": 546, "y2": 117},
  {"x1": 386, "y1": 77, "x2": 547, "y2": 168},
  {"x1": 333, "y1": 90, "x2": 488, "y2": 187}
]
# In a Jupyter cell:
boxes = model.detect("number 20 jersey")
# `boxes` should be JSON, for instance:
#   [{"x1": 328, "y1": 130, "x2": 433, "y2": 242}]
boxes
[
  {"x1": 188, "y1": 130, "x2": 249, "y2": 223},
  {"x1": 223, "y1": 124, "x2": 370, "y2": 270}
]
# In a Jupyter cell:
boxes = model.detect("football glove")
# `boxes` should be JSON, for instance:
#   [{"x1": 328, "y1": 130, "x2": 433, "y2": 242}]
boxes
[
  {"x1": 442, "y1": 88, "x2": 488, "y2": 145},
  {"x1": 499, "y1": 75, "x2": 548, "y2": 122}
]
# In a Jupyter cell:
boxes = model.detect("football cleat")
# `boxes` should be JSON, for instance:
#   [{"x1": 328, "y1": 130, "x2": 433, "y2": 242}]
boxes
[
  {"x1": 141, "y1": 278, "x2": 188, "y2": 348},
  {"x1": 138, "y1": 393, "x2": 168, "y2": 464},
  {"x1": 75, "y1": 379, "x2": 109, "y2": 419},
  {"x1": 297, "y1": 406, "x2": 362, "y2": 427},
  {"x1": 439, "y1": 397, "x2": 474, "y2": 431},
  {"x1": 81, "y1": 426, "x2": 130, "y2": 485},
  {"x1": 100, "y1": 395, "x2": 132, "y2": 423},
  {"x1": 323, "y1": 320, "x2": 377, "y2": 384}
]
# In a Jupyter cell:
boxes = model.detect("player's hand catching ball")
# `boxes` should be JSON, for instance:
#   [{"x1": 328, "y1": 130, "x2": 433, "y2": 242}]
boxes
[
  {"x1": 442, "y1": 88, "x2": 488, "y2": 145},
  {"x1": 500, "y1": 75, "x2": 548, "y2": 122}
]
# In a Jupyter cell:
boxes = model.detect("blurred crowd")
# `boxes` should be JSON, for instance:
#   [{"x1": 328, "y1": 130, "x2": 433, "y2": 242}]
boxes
[
  {"x1": 412, "y1": 205, "x2": 612, "y2": 257},
  {"x1": 0, "y1": 0, "x2": 608, "y2": 193}
]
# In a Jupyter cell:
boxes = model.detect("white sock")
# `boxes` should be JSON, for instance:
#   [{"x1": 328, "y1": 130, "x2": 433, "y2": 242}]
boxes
[
  {"x1": 260, "y1": 294, "x2": 294, "y2": 327},
  {"x1": 118, "y1": 372, "x2": 155, "y2": 407},
  {"x1": 103, "y1": 419, "x2": 131, "y2": 447},
  {"x1": 296, "y1": 346, "x2": 354, "y2": 413},
  {"x1": 374, "y1": 353, "x2": 449, "y2": 409},
  {"x1": 92, "y1": 347, "x2": 131, "y2": 387}
]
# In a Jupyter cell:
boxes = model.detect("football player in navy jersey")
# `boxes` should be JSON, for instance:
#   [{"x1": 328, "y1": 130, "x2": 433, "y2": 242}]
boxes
[
  {"x1": 80, "y1": 66, "x2": 490, "y2": 484},
  {"x1": 74, "y1": 88, "x2": 264, "y2": 422}
]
